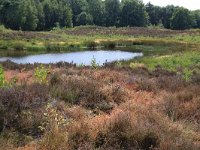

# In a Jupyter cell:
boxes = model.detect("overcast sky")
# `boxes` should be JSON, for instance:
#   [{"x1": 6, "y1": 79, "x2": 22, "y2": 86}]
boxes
[{"x1": 142, "y1": 0, "x2": 200, "y2": 10}]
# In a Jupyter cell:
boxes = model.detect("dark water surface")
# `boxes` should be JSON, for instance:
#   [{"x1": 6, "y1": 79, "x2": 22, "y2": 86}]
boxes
[{"x1": 0, "y1": 50, "x2": 143, "y2": 65}]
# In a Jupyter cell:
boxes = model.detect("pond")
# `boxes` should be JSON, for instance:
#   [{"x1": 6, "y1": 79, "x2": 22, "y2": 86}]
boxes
[{"x1": 0, "y1": 50, "x2": 143, "y2": 65}]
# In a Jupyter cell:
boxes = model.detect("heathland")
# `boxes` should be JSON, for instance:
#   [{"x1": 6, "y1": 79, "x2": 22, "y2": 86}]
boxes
[{"x1": 0, "y1": 26, "x2": 200, "y2": 150}]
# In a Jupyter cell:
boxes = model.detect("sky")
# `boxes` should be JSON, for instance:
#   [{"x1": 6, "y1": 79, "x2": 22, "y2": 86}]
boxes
[{"x1": 142, "y1": 0, "x2": 200, "y2": 10}]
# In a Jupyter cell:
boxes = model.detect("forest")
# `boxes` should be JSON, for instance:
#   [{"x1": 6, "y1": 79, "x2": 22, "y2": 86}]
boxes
[
  {"x1": 0, "y1": 0, "x2": 200, "y2": 31},
  {"x1": 1, "y1": 0, "x2": 200, "y2": 149}
]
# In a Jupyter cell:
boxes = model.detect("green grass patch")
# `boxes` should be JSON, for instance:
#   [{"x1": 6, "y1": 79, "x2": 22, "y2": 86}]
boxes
[{"x1": 131, "y1": 51, "x2": 200, "y2": 81}]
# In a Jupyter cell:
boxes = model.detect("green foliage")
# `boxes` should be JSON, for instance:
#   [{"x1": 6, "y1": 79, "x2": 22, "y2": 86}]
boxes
[
  {"x1": 87, "y1": 0, "x2": 105, "y2": 26},
  {"x1": 120, "y1": 0, "x2": 148, "y2": 27},
  {"x1": 145, "y1": 2, "x2": 163, "y2": 26},
  {"x1": 91, "y1": 57, "x2": 99, "y2": 69},
  {"x1": 0, "y1": 65, "x2": 16, "y2": 87},
  {"x1": 34, "y1": 65, "x2": 50, "y2": 84},
  {"x1": 0, "y1": 0, "x2": 72, "y2": 30},
  {"x1": 0, "y1": 65, "x2": 5, "y2": 87},
  {"x1": 44, "y1": 42, "x2": 62, "y2": 52},
  {"x1": 17, "y1": 0, "x2": 39, "y2": 31},
  {"x1": 161, "y1": 5, "x2": 176, "y2": 29},
  {"x1": 0, "y1": 0, "x2": 199, "y2": 30},
  {"x1": 0, "y1": 25, "x2": 6, "y2": 31},
  {"x1": 115, "y1": 61, "x2": 122, "y2": 68},
  {"x1": 68, "y1": 0, "x2": 89, "y2": 26},
  {"x1": 134, "y1": 52, "x2": 200, "y2": 81},
  {"x1": 76, "y1": 12, "x2": 93, "y2": 26},
  {"x1": 78, "y1": 63, "x2": 85, "y2": 68},
  {"x1": 13, "y1": 42, "x2": 25, "y2": 51},
  {"x1": 171, "y1": 7, "x2": 194, "y2": 30},
  {"x1": 105, "y1": 0, "x2": 120, "y2": 26},
  {"x1": 35, "y1": 1, "x2": 45, "y2": 30},
  {"x1": 191, "y1": 10, "x2": 200, "y2": 28},
  {"x1": 43, "y1": 0, "x2": 72, "y2": 29}
]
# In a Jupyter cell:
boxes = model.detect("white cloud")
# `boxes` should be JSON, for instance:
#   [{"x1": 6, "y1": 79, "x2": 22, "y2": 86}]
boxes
[{"x1": 142, "y1": 0, "x2": 200, "y2": 10}]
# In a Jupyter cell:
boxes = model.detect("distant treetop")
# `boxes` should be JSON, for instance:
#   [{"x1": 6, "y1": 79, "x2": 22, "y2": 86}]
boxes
[{"x1": 0, "y1": 0, "x2": 199, "y2": 30}]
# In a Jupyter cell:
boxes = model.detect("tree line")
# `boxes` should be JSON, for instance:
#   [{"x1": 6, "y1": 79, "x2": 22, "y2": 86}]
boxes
[{"x1": 0, "y1": 0, "x2": 200, "y2": 31}]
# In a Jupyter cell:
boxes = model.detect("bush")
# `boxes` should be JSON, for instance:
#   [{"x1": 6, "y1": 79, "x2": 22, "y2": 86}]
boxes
[
  {"x1": 0, "y1": 84, "x2": 49, "y2": 139},
  {"x1": 34, "y1": 65, "x2": 50, "y2": 84},
  {"x1": 91, "y1": 57, "x2": 100, "y2": 69},
  {"x1": 0, "y1": 65, "x2": 5, "y2": 87},
  {"x1": 136, "y1": 78, "x2": 157, "y2": 92},
  {"x1": 13, "y1": 42, "x2": 25, "y2": 51},
  {"x1": 0, "y1": 25, "x2": 6, "y2": 32},
  {"x1": 95, "y1": 109, "x2": 160, "y2": 150},
  {"x1": 38, "y1": 103, "x2": 69, "y2": 150},
  {"x1": 102, "y1": 41, "x2": 116, "y2": 49},
  {"x1": 84, "y1": 41, "x2": 98, "y2": 49},
  {"x1": 44, "y1": 42, "x2": 66, "y2": 52},
  {"x1": 50, "y1": 76, "x2": 128, "y2": 112},
  {"x1": 162, "y1": 86, "x2": 200, "y2": 122}
]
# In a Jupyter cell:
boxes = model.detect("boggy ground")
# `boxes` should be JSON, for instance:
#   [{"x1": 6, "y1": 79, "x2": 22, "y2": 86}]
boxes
[{"x1": 0, "y1": 61, "x2": 200, "y2": 150}]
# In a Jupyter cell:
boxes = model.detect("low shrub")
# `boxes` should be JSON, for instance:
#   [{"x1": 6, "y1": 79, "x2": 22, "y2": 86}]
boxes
[
  {"x1": 49, "y1": 73, "x2": 61, "y2": 86},
  {"x1": 0, "y1": 25, "x2": 6, "y2": 31},
  {"x1": 162, "y1": 86, "x2": 200, "y2": 122},
  {"x1": 34, "y1": 65, "x2": 50, "y2": 84},
  {"x1": 84, "y1": 41, "x2": 98, "y2": 49},
  {"x1": 102, "y1": 41, "x2": 116, "y2": 49},
  {"x1": 0, "y1": 131, "x2": 33, "y2": 148},
  {"x1": 156, "y1": 75, "x2": 186, "y2": 92},
  {"x1": 136, "y1": 78, "x2": 157, "y2": 92},
  {"x1": 91, "y1": 57, "x2": 100, "y2": 69},
  {"x1": 26, "y1": 45, "x2": 46, "y2": 51},
  {"x1": 51, "y1": 77, "x2": 105, "y2": 106},
  {"x1": 50, "y1": 76, "x2": 128, "y2": 112},
  {"x1": 0, "y1": 84, "x2": 49, "y2": 143},
  {"x1": 38, "y1": 103, "x2": 69, "y2": 150},
  {"x1": 44, "y1": 42, "x2": 66, "y2": 52},
  {"x1": 0, "y1": 65, "x2": 5, "y2": 87},
  {"x1": 94, "y1": 109, "x2": 161, "y2": 150},
  {"x1": 13, "y1": 42, "x2": 25, "y2": 51}
]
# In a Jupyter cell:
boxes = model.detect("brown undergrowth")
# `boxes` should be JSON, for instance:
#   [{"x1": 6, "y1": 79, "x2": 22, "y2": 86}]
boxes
[{"x1": 0, "y1": 62, "x2": 200, "y2": 150}]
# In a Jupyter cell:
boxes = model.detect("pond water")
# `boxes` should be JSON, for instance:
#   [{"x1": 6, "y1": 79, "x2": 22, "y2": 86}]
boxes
[{"x1": 0, "y1": 50, "x2": 143, "y2": 65}]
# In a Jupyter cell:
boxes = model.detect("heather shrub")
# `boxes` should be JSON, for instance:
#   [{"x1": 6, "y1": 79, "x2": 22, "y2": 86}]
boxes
[
  {"x1": 68, "y1": 123, "x2": 93, "y2": 150},
  {"x1": 51, "y1": 77, "x2": 106, "y2": 107},
  {"x1": 136, "y1": 78, "x2": 157, "y2": 92},
  {"x1": 38, "y1": 103, "x2": 69, "y2": 150},
  {"x1": 94, "y1": 110, "x2": 161, "y2": 150},
  {"x1": 162, "y1": 85, "x2": 200, "y2": 122},
  {"x1": 0, "y1": 84, "x2": 49, "y2": 142},
  {"x1": 50, "y1": 77, "x2": 128, "y2": 112},
  {"x1": 50, "y1": 73, "x2": 61, "y2": 86},
  {"x1": 156, "y1": 75, "x2": 186, "y2": 92}
]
